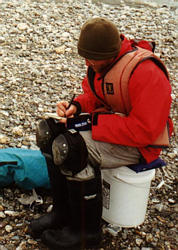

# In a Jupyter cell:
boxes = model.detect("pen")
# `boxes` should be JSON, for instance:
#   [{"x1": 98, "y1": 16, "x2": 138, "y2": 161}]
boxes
[{"x1": 67, "y1": 94, "x2": 76, "y2": 110}]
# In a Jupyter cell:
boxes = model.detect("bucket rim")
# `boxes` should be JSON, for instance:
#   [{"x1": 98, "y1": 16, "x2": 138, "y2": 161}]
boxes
[{"x1": 102, "y1": 167, "x2": 155, "y2": 184}]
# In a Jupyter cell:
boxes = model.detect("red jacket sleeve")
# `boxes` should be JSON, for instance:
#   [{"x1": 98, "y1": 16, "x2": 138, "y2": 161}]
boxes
[
  {"x1": 92, "y1": 60, "x2": 172, "y2": 147},
  {"x1": 74, "y1": 77, "x2": 102, "y2": 113}
]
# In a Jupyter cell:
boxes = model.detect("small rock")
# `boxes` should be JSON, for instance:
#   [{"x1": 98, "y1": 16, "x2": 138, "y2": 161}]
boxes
[
  {"x1": 168, "y1": 198, "x2": 175, "y2": 204},
  {"x1": 4, "y1": 211, "x2": 19, "y2": 217},
  {"x1": 55, "y1": 45, "x2": 66, "y2": 54},
  {"x1": 27, "y1": 239, "x2": 38, "y2": 245},
  {"x1": 154, "y1": 203, "x2": 165, "y2": 212},
  {"x1": 61, "y1": 32, "x2": 70, "y2": 38},
  {"x1": 0, "y1": 245, "x2": 8, "y2": 250},
  {"x1": 0, "y1": 135, "x2": 9, "y2": 144},
  {"x1": 136, "y1": 238, "x2": 143, "y2": 246},
  {"x1": 146, "y1": 233, "x2": 153, "y2": 243},
  {"x1": 17, "y1": 23, "x2": 28, "y2": 30},
  {"x1": 0, "y1": 212, "x2": 6, "y2": 219},
  {"x1": 167, "y1": 152, "x2": 176, "y2": 159},
  {"x1": 16, "y1": 241, "x2": 26, "y2": 250},
  {"x1": 5, "y1": 225, "x2": 13, "y2": 233},
  {"x1": 12, "y1": 127, "x2": 23, "y2": 136}
]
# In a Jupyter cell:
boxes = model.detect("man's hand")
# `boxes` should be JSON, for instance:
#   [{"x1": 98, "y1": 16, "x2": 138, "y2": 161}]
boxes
[{"x1": 56, "y1": 101, "x2": 77, "y2": 123}]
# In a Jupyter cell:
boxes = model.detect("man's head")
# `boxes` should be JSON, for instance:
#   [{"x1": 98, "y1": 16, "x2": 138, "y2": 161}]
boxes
[{"x1": 78, "y1": 17, "x2": 121, "y2": 72}]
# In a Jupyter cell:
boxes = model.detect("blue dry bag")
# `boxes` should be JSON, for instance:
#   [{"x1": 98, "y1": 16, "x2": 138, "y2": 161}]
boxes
[{"x1": 0, "y1": 148, "x2": 50, "y2": 190}]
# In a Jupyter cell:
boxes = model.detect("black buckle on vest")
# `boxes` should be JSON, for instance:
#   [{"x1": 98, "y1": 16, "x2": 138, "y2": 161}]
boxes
[{"x1": 105, "y1": 82, "x2": 114, "y2": 95}]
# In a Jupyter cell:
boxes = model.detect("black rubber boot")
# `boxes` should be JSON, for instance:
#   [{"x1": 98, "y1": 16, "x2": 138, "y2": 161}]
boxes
[
  {"x1": 29, "y1": 119, "x2": 69, "y2": 238},
  {"x1": 29, "y1": 155, "x2": 70, "y2": 238},
  {"x1": 42, "y1": 167, "x2": 102, "y2": 250}
]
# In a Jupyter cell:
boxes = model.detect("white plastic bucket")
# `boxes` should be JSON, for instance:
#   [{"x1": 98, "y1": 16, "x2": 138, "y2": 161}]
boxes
[{"x1": 102, "y1": 166, "x2": 155, "y2": 227}]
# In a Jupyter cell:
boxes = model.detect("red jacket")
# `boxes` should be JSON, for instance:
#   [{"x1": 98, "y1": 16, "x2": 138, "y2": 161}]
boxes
[{"x1": 74, "y1": 35, "x2": 173, "y2": 163}]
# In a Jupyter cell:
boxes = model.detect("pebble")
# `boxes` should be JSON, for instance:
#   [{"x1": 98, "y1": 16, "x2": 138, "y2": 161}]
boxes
[
  {"x1": 0, "y1": 246, "x2": 8, "y2": 250},
  {"x1": 0, "y1": 212, "x2": 6, "y2": 219},
  {"x1": 16, "y1": 241, "x2": 26, "y2": 250},
  {"x1": 0, "y1": 135, "x2": 9, "y2": 144},
  {"x1": 4, "y1": 211, "x2": 19, "y2": 217},
  {"x1": 167, "y1": 152, "x2": 177, "y2": 159},
  {"x1": 5, "y1": 225, "x2": 13, "y2": 233},
  {"x1": 136, "y1": 238, "x2": 143, "y2": 246},
  {"x1": 168, "y1": 198, "x2": 175, "y2": 204},
  {"x1": 0, "y1": 0, "x2": 177, "y2": 249},
  {"x1": 154, "y1": 203, "x2": 165, "y2": 212},
  {"x1": 17, "y1": 23, "x2": 28, "y2": 30}
]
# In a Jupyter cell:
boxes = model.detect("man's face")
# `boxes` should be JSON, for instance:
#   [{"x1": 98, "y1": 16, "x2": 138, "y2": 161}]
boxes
[{"x1": 85, "y1": 58, "x2": 114, "y2": 73}]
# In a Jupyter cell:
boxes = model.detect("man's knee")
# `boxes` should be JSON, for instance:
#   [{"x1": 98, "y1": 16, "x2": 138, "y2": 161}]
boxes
[
  {"x1": 36, "y1": 119, "x2": 53, "y2": 154},
  {"x1": 52, "y1": 130, "x2": 88, "y2": 176},
  {"x1": 36, "y1": 118, "x2": 67, "y2": 154},
  {"x1": 52, "y1": 134, "x2": 69, "y2": 166}
]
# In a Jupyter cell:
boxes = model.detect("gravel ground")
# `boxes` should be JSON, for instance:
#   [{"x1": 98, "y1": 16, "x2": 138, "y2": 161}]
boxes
[{"x1": 0, "y1": 0, "x2": 177, "y2": 249}]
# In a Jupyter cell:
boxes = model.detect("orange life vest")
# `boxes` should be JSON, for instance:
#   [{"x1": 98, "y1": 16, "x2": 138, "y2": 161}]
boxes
[{"x1": 94, "y1": 46, "x2": 170, "y2": 147}]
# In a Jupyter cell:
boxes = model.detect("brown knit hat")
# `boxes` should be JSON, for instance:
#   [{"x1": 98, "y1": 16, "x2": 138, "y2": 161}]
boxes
[{"x1": 77, "y1": 17, "x2": 121, "y2": 60}]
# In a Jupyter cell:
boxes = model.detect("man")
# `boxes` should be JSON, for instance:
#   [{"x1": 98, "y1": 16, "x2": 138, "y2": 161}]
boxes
[{"x1": 29, "y1": 18, "x2": 173, "y2": 249}]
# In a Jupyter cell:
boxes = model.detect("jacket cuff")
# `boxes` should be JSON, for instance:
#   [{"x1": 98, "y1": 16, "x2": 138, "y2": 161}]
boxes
[{"x1": 71, "y1": 101, "x2": 82, "y2": 115}]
